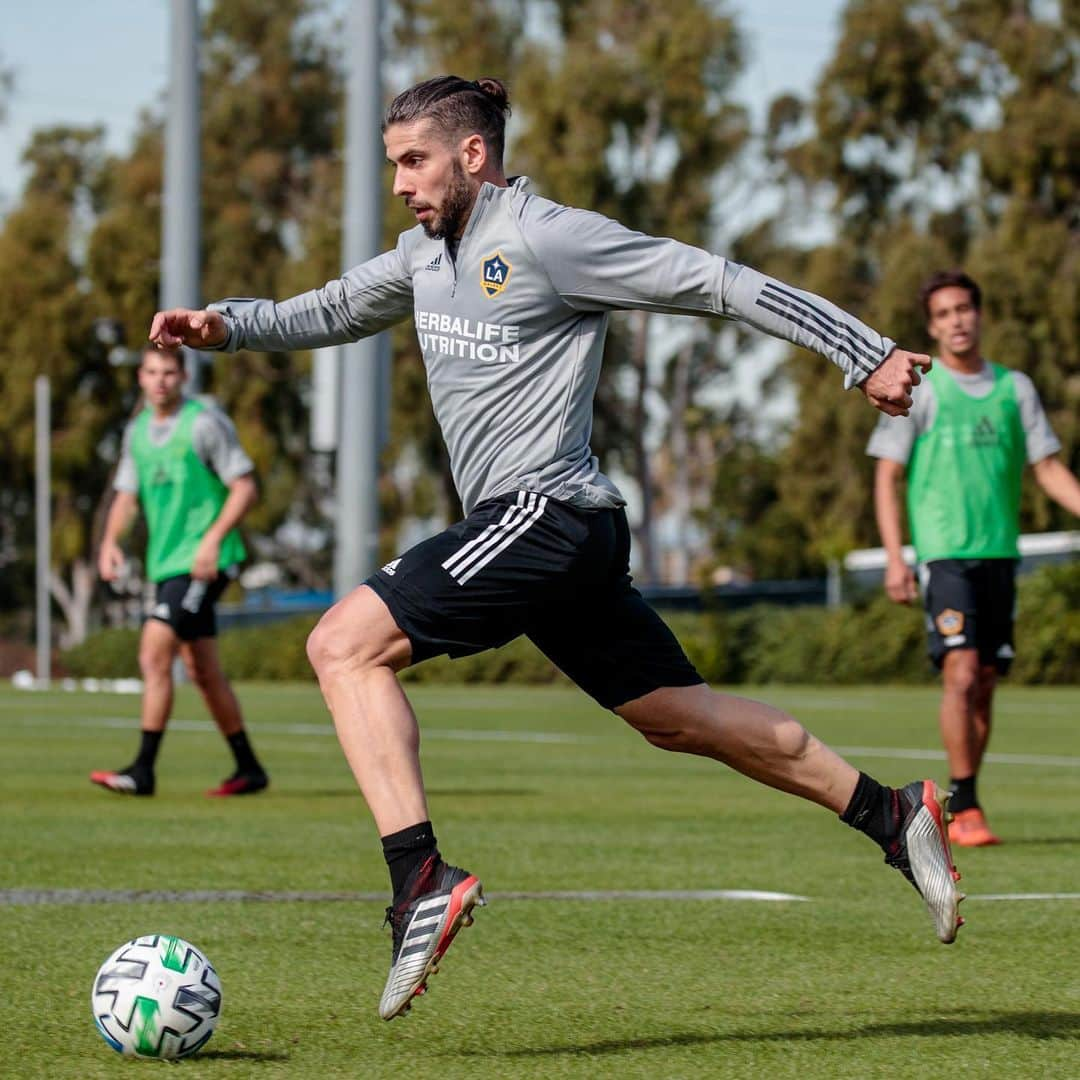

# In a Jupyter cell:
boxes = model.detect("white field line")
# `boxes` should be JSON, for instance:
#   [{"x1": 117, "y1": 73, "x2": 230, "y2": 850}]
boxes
[
  {"x1": 4, "y1": 715, "x2": 603, "y2": 744},
  {"x1": 0, "y1": 888, "x2": 795, "y2": 906},
  {"x1": 2, "y1": 888, "x2": 1077, "y2": 907},
  {"x1": 965, "y1": 894, "x2": 1080, "y2": 902},
  {"x1": 833, "y1": 745, "x2": 1080, "y2": 769},
  {"x1": 4, "y1": 715, "x2": 1080, "y2": 765}
]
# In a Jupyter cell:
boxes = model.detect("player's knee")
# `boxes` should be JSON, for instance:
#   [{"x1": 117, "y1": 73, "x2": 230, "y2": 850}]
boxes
[
  {"x1": 305, "y1": 619, "x2": 335, "y2": 675},
  {"x1": 306, "y1": 613, "x2": 371, "y2": 677},
  {"x1": 138, "y1": 644, "x2": 172, "y2": 681},
  {"x1": 944, "y1": 653, "x2": 979, "y2": 697}
]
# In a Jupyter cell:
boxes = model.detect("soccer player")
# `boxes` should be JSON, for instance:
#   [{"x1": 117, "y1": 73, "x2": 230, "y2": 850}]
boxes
[
  {"x1": 150, "y1": 76, "x2": 963, "y2": 1020},
  {"x1": 92, "y1": 346, "x2": 269, "y2": 798},
  {"x1": 869, "y1": 270, "x2": 1080, "y2": 846}
]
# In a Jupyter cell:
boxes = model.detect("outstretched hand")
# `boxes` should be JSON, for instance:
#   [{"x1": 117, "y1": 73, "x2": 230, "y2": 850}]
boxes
[
  {"x1": 148, "y1": 308, "x2": 227, "y2": 349},
  {"x1": 860, "y1": 349, "x2": 932, "y2": 416}
]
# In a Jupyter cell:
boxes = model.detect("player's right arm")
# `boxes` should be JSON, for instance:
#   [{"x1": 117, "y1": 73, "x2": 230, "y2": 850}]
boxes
[
  {"x1": 873, "y1": 458, "x2": 917, "y2": 604},
  {"x1": 148, "y1": 241, "x2": 417, "y2": 354},
  {"x1": 98, "y1": 491, "x2": 139, "y2": 582}
]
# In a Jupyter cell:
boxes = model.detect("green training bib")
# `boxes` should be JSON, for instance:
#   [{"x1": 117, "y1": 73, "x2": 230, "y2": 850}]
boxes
[
  {"x1": 906, "y1": 363, "x2": 1025, "y2": 562},
  {"x1": 131, "y1": 399, "x2": 247, "y2": 581}
]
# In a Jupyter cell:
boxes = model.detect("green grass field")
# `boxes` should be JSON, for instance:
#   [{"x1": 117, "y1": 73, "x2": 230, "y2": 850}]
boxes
[{"x1": 2, "y1": 681, "x2": 1078, "y2": 1078}]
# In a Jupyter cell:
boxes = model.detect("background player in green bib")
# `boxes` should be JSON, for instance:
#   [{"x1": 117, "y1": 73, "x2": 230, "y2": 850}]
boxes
[
  {"x1": 92, "y1": 346, "x2": 269, "y2": 797},
  {"x1": 869, "y1": 270, "x2": 1080, "y2": 846}
]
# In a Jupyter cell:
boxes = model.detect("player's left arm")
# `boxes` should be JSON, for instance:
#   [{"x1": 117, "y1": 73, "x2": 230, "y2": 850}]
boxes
[
  {"x1": 1015, "y1": 371, "x2": 1079, "y2": 515},
  {"x1": 1032, "y1": 456, "x2": 1080, "y2": 516},
  {"x1": 518, "y1": 198, "x2": 927, "y2": 414},
  {"x1": 191, "y1": 475, "x2": 257, "y2": 581},
  {"x1": 191, "y1": 410, "x2": 258, "y2": 580}
]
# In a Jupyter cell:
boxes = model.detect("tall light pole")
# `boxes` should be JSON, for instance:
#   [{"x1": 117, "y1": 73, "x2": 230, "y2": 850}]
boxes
[
  {"x1": 162, "y1": 0, "x2": 203, "y2": 391},
  {"x1": 34, "y1": 376, "x2": 51, "y2": 684},
  {"x1": 334, "y1": 0, "x2": 388, "y2": 597}
]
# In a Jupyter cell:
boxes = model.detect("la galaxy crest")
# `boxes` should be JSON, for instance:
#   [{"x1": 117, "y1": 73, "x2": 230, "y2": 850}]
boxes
[{"x1": 481, "y1": 251, "x2": 512, "y2": 298}]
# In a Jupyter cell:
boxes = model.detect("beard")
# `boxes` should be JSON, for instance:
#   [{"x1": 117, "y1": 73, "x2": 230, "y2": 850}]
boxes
[{"x1": 420, "y1": 160, "x2": 474, "y2": 240}]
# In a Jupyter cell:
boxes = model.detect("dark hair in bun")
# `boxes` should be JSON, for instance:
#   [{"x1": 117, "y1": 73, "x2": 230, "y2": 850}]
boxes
[{"x1": 384, "y1": 76, "x2": 512, "y2": 164}]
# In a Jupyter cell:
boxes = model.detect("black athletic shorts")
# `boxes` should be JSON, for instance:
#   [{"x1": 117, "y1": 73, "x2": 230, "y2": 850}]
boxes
[
  {"x1": 366, "y1": 490, "x2": 704, "y2": 710},
  {"x1": 147, "y1": 569, "x2": 237, "y2": 641},
  {"x1": 918, "y1": 558, "x2": 1017, "y2": 673}
]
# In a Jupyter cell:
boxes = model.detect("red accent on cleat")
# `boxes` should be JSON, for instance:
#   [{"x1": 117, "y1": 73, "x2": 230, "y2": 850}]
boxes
[{"x1": 205, "y1": 772, "x2": 268, "y2": 797}]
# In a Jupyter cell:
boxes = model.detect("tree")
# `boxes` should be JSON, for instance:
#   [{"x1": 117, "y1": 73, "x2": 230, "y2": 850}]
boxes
[
  {"x1": 0, "y1": 53, "x2": 12, "y2": 125},
  {"x1": 0, "y1": 126, "x2": 131, "y2": 643},
  {"x1": 748, "y1": 0, "x2": 1079, "y2": 565},
  {"x1": 84, "y1": 0, "x2": 347, "y2": 590}
]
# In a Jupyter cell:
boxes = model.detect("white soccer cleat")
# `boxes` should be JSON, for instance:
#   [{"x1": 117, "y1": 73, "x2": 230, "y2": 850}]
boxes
[
  {"x1": 379, "y1": 857, "x2": 484, "y2": 1020},
  {"x1": 885, "y1": 780, "x2": 964, "y2": 944}
]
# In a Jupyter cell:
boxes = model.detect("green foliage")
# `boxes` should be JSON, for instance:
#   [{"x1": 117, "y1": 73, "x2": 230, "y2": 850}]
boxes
[
  {"x1": 60, "y1": 628, "x2": 140, "y2": 678},
  {"x1": 215, "y1": 614, "x2": 318, "y2": 681},
  {"x1": 0, "y1": 125, "x2": 132, "y2": 623},
  {"x1": 61, "y1": 562, "x2": 1079, "y2": 685},
  {"x1": 1010, "y1": 561, "x2": 1080, "y2": 685}
]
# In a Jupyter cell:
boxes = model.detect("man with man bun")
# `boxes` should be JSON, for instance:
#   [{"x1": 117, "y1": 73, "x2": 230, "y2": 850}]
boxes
[{"x1": 151, "y1": 75, "x2": 963, "y2": 1021}]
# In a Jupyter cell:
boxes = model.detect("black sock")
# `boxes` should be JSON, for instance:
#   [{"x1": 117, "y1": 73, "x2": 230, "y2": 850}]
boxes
[
  {"x1": 133, "y1": 729, "x2": 164, "y2": 773},
  {"x1": 382, "y1": 821, "x2": 438, "y2": 902},
  {"x1": 226, "y1": 730, "x2": 261, "y2": 773},
  {"x1": 949, "y1": 775, "x2": 978, "y2": 813},
  {"x1": 840, "y1": 771, "x2": 902, "y2": 852}
]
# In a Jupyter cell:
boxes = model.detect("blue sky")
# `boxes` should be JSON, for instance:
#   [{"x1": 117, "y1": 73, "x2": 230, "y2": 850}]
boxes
[{"x1": 0, "y1": 0, "x2": 846, "y2": 209}]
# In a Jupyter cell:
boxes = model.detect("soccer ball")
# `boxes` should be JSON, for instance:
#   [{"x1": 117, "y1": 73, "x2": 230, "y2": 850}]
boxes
[{"x1": 91, "y1": 934, "x2": 222, "y2": 1059}]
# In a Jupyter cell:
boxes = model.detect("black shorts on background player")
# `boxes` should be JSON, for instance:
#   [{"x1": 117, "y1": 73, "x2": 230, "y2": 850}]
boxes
[
  {"x1": 366, "y1": 490, "x2": 704, "y2": 709},
  {"x1": 148, "y1": 570, "x2": 236, "y2": 640},
  {"x1": 920, "y1": 558, "x2": 1017, "y2": 673}
]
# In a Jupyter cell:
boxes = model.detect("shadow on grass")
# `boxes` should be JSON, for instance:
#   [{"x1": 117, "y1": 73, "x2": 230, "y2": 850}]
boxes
[
  {"x1": 427, "y1": 788, "x2": 540, "y2": 798},
  {"x1": 267, "y1": 787, "x2": 540, "y2": 800},
  {"x1": 260, "y1": 789, "x2": 361, "y2": 799},
  {"x1": 480, "y1": 1011, "x2": 1080, "y2": 1058},
  {"x1": 989, "y1": 837, "x2": 1080, "y2": 848},
  {"x1": 194, "y1": 1048, "x2": 291, "y2": 1062}
]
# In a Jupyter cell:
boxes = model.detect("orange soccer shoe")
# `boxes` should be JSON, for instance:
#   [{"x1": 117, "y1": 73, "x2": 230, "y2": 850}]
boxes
[{"x1": 948, "y1": 807, "x2": 1002, "y2": 847}]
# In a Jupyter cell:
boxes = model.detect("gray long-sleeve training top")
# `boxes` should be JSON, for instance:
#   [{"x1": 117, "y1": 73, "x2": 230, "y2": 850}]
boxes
[{"x1": 209, "y1": 176, "x2": 895, "y2": 514}]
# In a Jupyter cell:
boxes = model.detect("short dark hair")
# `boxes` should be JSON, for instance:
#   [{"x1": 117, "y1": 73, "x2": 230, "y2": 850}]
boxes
[
  {"x1": 383, "y1": 76, "x2": 511, "y2": 166},
  {"x1": 142, "y1": 345, "x2": 186, "y2": 369},
  {"x1": 920, "y1": 269, "x2": 982, "y2": 318}
]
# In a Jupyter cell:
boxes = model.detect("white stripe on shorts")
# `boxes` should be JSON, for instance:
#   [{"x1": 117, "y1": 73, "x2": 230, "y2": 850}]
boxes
[
  {"x1": 442, "y1": 491, "x2": 549, "y2": 585},
  {"x1": 441, "y1": 491, "x2": 528, "y2": 576}
]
